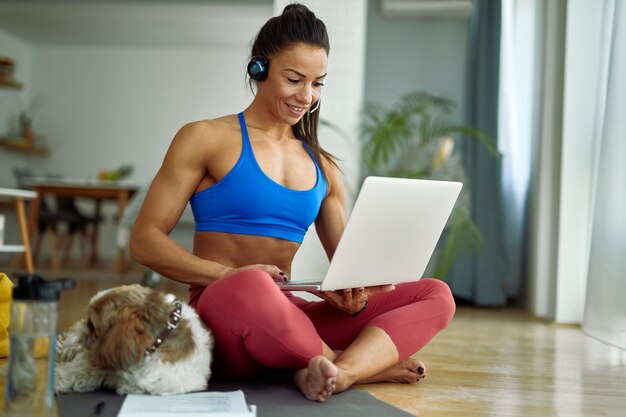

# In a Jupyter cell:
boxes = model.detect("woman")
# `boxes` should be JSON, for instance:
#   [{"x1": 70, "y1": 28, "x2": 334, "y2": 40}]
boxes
[{"x1": 131, "y1": 4, "x2": 455, "y2": 402}]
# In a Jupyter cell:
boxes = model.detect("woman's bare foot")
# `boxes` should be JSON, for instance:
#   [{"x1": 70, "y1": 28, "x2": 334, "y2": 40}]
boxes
[
  {"x1": 294, "y1": 356, "x2": 339, "y2": 402},
  {"x1": 358, "y1": 358, "x2": 426, "y2": 384}
]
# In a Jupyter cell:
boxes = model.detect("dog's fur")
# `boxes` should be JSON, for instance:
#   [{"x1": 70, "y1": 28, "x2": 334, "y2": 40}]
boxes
[{"x1": 54, "y1": 284, "x2": 213, "y2": 395}]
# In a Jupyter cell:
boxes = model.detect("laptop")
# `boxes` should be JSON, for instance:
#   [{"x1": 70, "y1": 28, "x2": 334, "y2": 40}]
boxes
[{"x1": 278, "y1": 176, "x2": 462, "y2": 291}]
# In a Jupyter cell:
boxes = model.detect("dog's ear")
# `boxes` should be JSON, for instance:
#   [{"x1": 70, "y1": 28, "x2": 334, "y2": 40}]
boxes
[{"x1": 92, "y1": 306, "x2": 153, "y2": 370}]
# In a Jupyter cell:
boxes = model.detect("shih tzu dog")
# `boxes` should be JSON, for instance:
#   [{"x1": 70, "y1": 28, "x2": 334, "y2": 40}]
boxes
[{"x1": 55, "y1": 284, "x2": 213, "y2": 395}]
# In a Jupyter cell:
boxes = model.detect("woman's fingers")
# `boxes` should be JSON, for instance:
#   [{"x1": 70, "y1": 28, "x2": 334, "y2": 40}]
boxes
[
  {"x1": 365, "y1": 284, "x2": 395, "y2": 295},
  {"x1": 237, "y1": 264, "x2": 289, "y2": 283},
  {"x1": 314, "y1": 287, "x2": 371, "y2": 314},
  {"x1": 340, "y1": 288, "x2": 368, "y2": 313}
]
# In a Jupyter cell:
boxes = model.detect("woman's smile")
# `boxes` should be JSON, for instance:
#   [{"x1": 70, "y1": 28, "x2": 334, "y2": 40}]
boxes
[{"x1": 286, "y1": 103, "x2": 307, "y2": 115}]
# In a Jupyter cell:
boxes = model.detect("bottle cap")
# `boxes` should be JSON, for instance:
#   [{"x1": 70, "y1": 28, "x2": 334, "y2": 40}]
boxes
[{"x1": 12, "y1": 274, "x2": 75, "y2": 301}]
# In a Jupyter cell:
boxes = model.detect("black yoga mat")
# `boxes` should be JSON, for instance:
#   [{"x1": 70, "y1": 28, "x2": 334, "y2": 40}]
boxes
[{"x1": 57, "y1": 371, "x2": 416, "y2": 417}]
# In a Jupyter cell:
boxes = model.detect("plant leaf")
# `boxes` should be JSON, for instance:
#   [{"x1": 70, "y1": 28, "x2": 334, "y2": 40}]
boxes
[{"x1": 434, "y1": 208, "x2": 484, "y2": 279}]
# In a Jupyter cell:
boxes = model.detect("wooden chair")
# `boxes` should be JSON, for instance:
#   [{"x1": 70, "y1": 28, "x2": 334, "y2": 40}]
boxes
[
  {"x1": 12, "y1": 167, "x2": 103, "y2": 268},
  {"x1": 55, "y1": 197, "x2": 99, "y2": 267},
  {"x1": 0, "y1": 188, "x2": 37, "y2": 273}
]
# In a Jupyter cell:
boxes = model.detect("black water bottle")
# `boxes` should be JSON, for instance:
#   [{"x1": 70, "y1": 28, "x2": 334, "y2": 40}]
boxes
[{"x1": 4, "y1": 274, "x2": 75, "y2": 417}]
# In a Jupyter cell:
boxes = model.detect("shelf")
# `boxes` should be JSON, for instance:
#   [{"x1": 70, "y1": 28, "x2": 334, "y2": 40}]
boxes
[
  {"x1": 0, "y1": 137, "x2": 50, "y2": 155},
  {"x1": 0, "y1": 79, "x2": 23, "y2": 90},
  {"x1": 0, "y1": 244, "x2": 26, "y2": 253}
]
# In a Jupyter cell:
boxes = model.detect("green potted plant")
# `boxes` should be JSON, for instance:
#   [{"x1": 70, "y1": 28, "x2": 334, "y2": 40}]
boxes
[{"x1": 359, "y1": 91, "x2": 499, "y2": 279}]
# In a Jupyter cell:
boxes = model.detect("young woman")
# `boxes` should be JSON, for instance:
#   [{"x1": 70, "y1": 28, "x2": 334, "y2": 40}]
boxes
[{"x1": 130, "y1": 3, "x2": 455, "y2": 402}]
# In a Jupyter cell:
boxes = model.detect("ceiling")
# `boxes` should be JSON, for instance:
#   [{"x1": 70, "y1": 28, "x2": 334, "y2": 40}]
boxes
[{"x1": 0, "y1": 0, "x2": 273, "y2": 47}]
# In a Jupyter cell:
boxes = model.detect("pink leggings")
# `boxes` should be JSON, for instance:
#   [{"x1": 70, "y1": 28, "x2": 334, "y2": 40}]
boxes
[{"x1": 191, "y1": 269, "x2": 455, "y2": 379}]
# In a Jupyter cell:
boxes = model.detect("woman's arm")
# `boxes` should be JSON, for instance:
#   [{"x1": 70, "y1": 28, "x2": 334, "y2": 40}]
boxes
[
  {"x1": 314, "y1": 158, "x2": 348, "y2": 261},
  {"x1": 130, "y1": 121, "x2": 233, "y2": 286},
  {"x1": 313, "y1": 160, "x2": 394, "y2": 313}
]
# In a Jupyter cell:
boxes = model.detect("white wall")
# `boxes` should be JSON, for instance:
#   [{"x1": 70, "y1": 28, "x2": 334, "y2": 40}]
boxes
[
  {"x1": 1, "y1": 4, "x2": 273, "y2": 262},
  {"x1": 528, "y1": 0, "x2": 565, "y2": 320},
  {"x1": 364, "y1": 0, "x2": 469, "y2": 120},
  {"x1": 31, "y1": 45, "x2": 256, "y2": 184},
  {"x1": 0, "y1": 27, "x2": 34, "y2": 260},
  {"x1": 0, "y1": 26, "x2": 34, "y2": 186}
]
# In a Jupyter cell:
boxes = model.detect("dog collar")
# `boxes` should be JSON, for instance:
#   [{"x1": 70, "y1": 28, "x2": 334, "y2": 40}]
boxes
[{"x1": 145, "y1": 299, "x2": 182, "y2": 356}]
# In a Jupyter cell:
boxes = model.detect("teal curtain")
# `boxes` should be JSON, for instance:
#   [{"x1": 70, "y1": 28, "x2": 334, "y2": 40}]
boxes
[{"x1": 446, "y1": 0, "x2": 510, "y2": 305}]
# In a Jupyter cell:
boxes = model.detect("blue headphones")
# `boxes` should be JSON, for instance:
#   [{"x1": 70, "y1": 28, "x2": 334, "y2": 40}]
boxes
[{"x1": 247, "y1": 56, "x2": 269, "y2": 81}]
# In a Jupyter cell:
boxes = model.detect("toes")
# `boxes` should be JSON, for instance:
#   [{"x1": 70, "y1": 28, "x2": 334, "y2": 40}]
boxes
[
  {"x1": 403, "y1": 358, "x2": 426, "y2": 381},
  {"x1": 300, "y1": 356, "x2": 339, "y2": 402},
  {"x1": 318, "y1": 383, "x2": 335, "y2": 402},
  {"x1": 412, "y1": 359, "x2": 426, "y2": 377}
]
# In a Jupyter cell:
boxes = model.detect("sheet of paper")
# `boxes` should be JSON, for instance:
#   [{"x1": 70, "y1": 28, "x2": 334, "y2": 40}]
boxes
[{"x1": 117, "y1": 390, "x2": 255, "y2": 417}]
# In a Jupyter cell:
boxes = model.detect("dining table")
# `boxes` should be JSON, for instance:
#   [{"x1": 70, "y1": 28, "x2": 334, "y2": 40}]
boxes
[{"x1": 25, "y1": 178, "x2": 139, "y2": 273}]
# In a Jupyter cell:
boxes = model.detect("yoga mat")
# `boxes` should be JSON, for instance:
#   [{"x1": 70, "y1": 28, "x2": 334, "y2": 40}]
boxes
[{"x1": 57, "y1": 371, "x2": 416, "y2": 417}]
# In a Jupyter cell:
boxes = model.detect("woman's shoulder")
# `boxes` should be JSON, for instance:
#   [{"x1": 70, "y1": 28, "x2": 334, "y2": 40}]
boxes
[
  {"x1": 170, "y1": 114, "x2": 241, "y2": 150},
  {"x1": 162, "y1": 114, "x2": 242, "y2": 168},
  {"x1": 178, "y1": 114, "x2": 240, "y2": 138}
]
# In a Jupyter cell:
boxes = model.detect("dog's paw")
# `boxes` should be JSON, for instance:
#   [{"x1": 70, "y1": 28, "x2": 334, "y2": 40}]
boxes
[
  {"x1": 115, "y1": 383, "x2": 150, "y2": 396},
  {"x1": 54, "y1": 367, "x2": 104, "y2": 393},
  {"x1": 54, "y1": 353, "x2": 105, "y2": 394}
]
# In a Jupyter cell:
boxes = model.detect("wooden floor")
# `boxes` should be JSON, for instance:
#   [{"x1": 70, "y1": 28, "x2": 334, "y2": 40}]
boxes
[{"x1": 2, "y1": 266, "x2": 626, "y2": 417}]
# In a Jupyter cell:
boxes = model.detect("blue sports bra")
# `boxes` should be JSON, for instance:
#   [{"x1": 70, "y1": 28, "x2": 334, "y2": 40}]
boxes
[{"x1": 189, "y1": 112, "x2": 328, "y2": 243}]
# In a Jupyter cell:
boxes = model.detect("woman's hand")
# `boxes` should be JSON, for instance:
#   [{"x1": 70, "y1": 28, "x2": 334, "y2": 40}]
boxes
[
  {"x1": 224, "y1": 264, "x2": 290, "y2": 283},
  {"x1": 311, "y1": 285, "x2": 395, "y2": 315}
]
